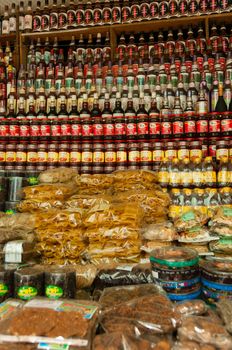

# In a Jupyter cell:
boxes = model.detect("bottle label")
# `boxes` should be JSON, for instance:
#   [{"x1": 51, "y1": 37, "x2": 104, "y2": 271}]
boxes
[
  {"x1": 37, "y1": 151, "x2": 47, "y2": 162},
  {"x1": 19, "y1": 15, "x2": 25, "y2": 31},
  {"x1": 189, "y1": 0, "x2": 198, "y2": 14},
  {"x1": 178, "y1": 149, "x2": 189, "y2": 160},
  {"x1": 173, "y1": 120, "x2": 184, "y2": 135},
  {"x1": 20, "y1": 124, "x2": 30, "y2": 137},
  {"x1": 190, "y1": 149, "x2": 202, "y2": 159},
  {"x1": 131, "y1": 5, "x2": 140, "y2": 20},
  {"x1": 209, "y1": 119, "x2": 220, "y2": 133},
  {"x1": 93, "y1": 9, "x2": 102, "y2": 24},
  {"x1": 76, "y1": 10, "x2": 84, "y2": 25},
  {"x1": 0, "y1": 151, "x2": 6, "y2": 162},
  {"x1": 140, "y1": 3, "x2": 150, "y2": 19},
  {"x1": 158, "y1": 171, "x2": 169, "y2": 183},
  {"x1": 41, "y1": 14, "x2": 50, "y2": 30},
  {"x1": 47, "y1": 151, "x2": 58, "y2": 162},
  {"x1": 153, "y1": 150, "x2": 164, "y2": 162},
  {"x1": 161, "y1": 121, "x2": 172, "y2": 135},
  {"x1": 102, "y1": 8, "x2": 111, "y2": 23},
  {"x1": 0, "y1": 284, "x2": 8, "y2": 297},
  {"x1": 117, "y1": 151, "x2": 127, "y2": 163},
  {"x1": 126, "y1": 122, "x2": 137, "y2": 136},
  {"x1": 112, "y1": 7, "x2": 121, "y2": 23},
  {"x1": 179, "y1": 0, "x2": 188, "y2": 14},
  {"x1": 184, "y1": 120, "x2": 196, "y2": 134},
  {"x1": 122, "y1": 7, "x2": 131, "y2": 23},
  {"x1": 93, "y1": 123, "x2": 104, "y2": 137},
  {"x1": 58, "y1": 13, "x2": 67, "y2": 29},
  {"x1": 70, "y1": 151, "x2": 81, "y2": 163},
  {"x1": 59, "y1": 151, "x2": 69, "y2": 163},
  {"x1": 150, "y1": 2, "x2": 159, "y2": 17},
  {"x1": 9, "y1": 17, "x2": 17, "y2": 32},
  {"x1": 61, "y1": 124, "x2": 71, "y2": 136},
  {"x1": 209, "y1": 0, "x2": 218, "y2": 11},
  {"x1": 84, "y1": 9, "x2": 93, "y2": 25},
  {"x1": 9, "y1": 124, "x2": 20, "y2": 137},
  {"x1": 216, "y1": 148, "x2": 228, "y2": 160},
  {"x1": 137, "y1": 121, "x2": 149, "y2": 135},
  {"x1": 221, "y1": 118, "x2": 232, "y2": 132},
  {"x1": 16, "y1": 151, "x2": 27, "y2": 162},
  {"x1": 219, "y1": 0, "x2": 229, "y2": 10},
  {"x1": 128, "y1": 150, "x2": 140, "y2": 162},
  {"x1": 50, "y1": 12, "x2": 58, "y2": 30},
  {"x1": 27, "y1": 151, "x2": 37, "y2": 162},
  {"x1": 141, "y1": 150, "x2": 152, "y2": 162},
  {"x1": 169, "y1": 172, "x2": 181, "y2": 185},
  {"x1": 6, "y1": 151, "x2": 16, "y2": 162},
  {"x1": 169, "y1": 0, "x2": 178, "y2": 15},
  {"x1": 196, "y1": 119, "x2": 208, "y2": 133},
  {"x1": 67, "y1": 9, "x2": 76, "y2": 26},
  {"x1": 41, "y1": 124, "x2": 51, "y2": 136},
  {"x1": 165, "y1": 149, "x2": 177, "y2": 160},
  {"x1": 0, "y1": 125, "x2": 9, "y2": 137},
  {"x1": 93, "y1": 151, "x2": 104, "y2": 163},
  {"x1": 24, "y1": 14, "x2": 32, "y2": 30},
  {"x1": 105, "y1": 151, "x2": 116, "y2": 163},
  {"x1": 82, "y1": 124, "x2": 93, "y2": 137},
  {"x1": 2, "y1": 20, "x2": 10, "y2": 34},
  {"x1": 159, "y1": 1, "x2": 169, "y2": 17},
  {"x1": 115, "y1": 121, "x2": 126, "y2": 136},
  {"x1": 33, "y1": 15, "x2": 41, "y2": 31},
  {"x1": 71, "y1": 123, "x2": 82, "y2": 136},
  {"x1": 18, "y1": 286, "x2": 37, "y2": 301},
  {"x1": 51, "y1": 124, "x2": 61, "y2": 136},
  {"x1": 104, "y1": 123, "x2": 115, "y2": 137},
  {"x1": 46, "y1": 285, "x2": 63, "y2": 299},
  {"x1": 199, "y1": 0, "x2": 208, "y2": 12},
  {"x1": 149, "y1": 121, "x2": 161, "y2": 136}
]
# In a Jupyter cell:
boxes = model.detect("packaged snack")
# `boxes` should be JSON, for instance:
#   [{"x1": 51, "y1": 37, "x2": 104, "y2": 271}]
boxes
[
  {"x1": 112, "y1": 170, "x2": 158, "y2": 193},
  {"x1": 75, "y1": 174, "x2": 113, "y2": 195},
  {"x1": 45, "y1": 266, "x2": 76, "y2": 299},
  {"x1": 217, "y1": 300, "x2": 232, "y2": 334},
  {"x1": 177, "y1": 316, "x2": 232, "y2": 349},
  {"x1": 142, "y1": 222, "x2": 177, "y2": 241},
  {"x1": 39, "y1": 167, "x2": 78, "y2": 184},
  {"x1": 17, "y1": 199, "x2": 64, "y2": 213},
  {"x1": 209, "y1": 239, "x2": 232, "y2": 255},
  {"x1": 14, "y1": 267, "x2": 44, "y2": 300},
  {"x1": 65, "y1": 195, "x2": 112, "y2": 212},
  {"x1": 1, "y1": 241, "x2": 38, "y2": 264},
  {"x1": 22, "y1": 184, "x2": 76, "y2": 201},
  {"x1": 175, "y1": 300, "x2": 208, "y2": 317},
  {"x1": 0, "y1": 214, "x2": 35, "y2": 244},
  {"x1": 174, "y1": 211, "x2": 208, "y2": 232}
]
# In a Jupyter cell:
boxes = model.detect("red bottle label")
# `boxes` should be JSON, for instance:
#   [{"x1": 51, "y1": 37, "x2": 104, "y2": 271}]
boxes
[
  {"x1": 51, "y1": 124, "x2": 61, "y2": 136},
  {"x1": 149, "y1": 121, "x2": 161, "y2": 135},
  {"x1": 104, "y1": 123, "x2": 115, "y2": 137},
  {"x1": 85, "y1": 10, "x2": 93, "y2": 25},
  {"x1": 93, "y1": 9, "x2": 102, "y2": 24},
  {"x1": 221, "y1": 118, "x2": 232, "y2": 132},
  {"x1": 140, "y1": 3, "x2": 150, "y2": 19},
  {"x1": 137, "y1": 121, "x2": 149, "y2": 135},
  {"x1": 61, "y1": 124, "x2": 71, "y2": 136},
  {"x1": 20, "y1": 125, "x2": 30, "y2": 137},
  {"x1": 209, "y1": 144, "x2": 216, "y2": 158},
  {"x1": 115, "y1": 121, "x2": 126, "y2": 136},
  {"x1": 161, "y1": 121, "x2": 172, "y2": 135},
  {"x1": 196, "y1": 120, "x2": 208, "y2": 133},
  {"x1": 131, "y1": 5, "x2": 140, "y2": 20},
  {"x1": 0, "y1": 125, "x2": 9, "y2": 137},
  {"x1": 209, "y1": 119, "x2": 221, "y2": 133},
  {"x1": 173, "y1": 120, "x2": 184, "y2": 134},
  {"x1": 71, "y1": 123, "x2": 82, "y2": 136},
  {"x1": 126, "y1": 122, "x2": 137, "y2": 136},
  {"x1": 82, "y1": 124, "x2": 92, "y2": 137},
  {"x1": 9, "y1": 125, "x2": 20, "y2": 137},
  {"x1": 102, "y1": 8, "x2": 111, "y2": 23},
  {"x1": 30, "y1": 125, "x2": 40, "y2": 137},
  {"x1": 41, "y1": 124, "x2": 51, "y2": 136},
  {"x1": 150, "y1": 2, "x2": 159, "y2": 17},
  {"x1": 184, "y1": 120, "x2": 196, "y2": 134},
  {"x1": 93, "y1": 123, "x2": 104, "y2": 136}
]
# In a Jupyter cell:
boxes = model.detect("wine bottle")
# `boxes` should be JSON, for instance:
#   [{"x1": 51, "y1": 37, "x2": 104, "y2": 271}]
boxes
[{"x1": 215, "y1": 84, "x2": 227, "y2": 112}]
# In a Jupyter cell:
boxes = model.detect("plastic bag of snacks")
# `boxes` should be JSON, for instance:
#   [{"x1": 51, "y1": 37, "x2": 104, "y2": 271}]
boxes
[
  {"x1": 17, "y1": 199, "x2": 64, "y2": 213},
  {"x1": 218, "y1": 300, "x2": 232, "y2": 334},
  {"x1": 75, "y1": 174, "x2": 114, "y2": 195},
  {"x1": 22, "y1": 184, "x2": 76, "y2": 201},
  {"x1": 174, "y1": 210, "x2": 208, "y2": 232},
  {"x1": 177, "y1": 316, "x2": 232, "y2": 349},
  {"x1": 142, "y1": 221, "x2": 177, "y2": 241},
  {"x1": 209, "y1": 239, "x2": 232, "y2": 255},
  {"x1": 174, "y1": 300, "x2": 208, "y2": 317},
  {"x1": 112, "y1": 170, "x2": 158, "y2": 192},
  {"x1": 38, "y1": 167, "x2": 78, "y2": 184},
  {"x1": 65, "y1": 194, "x2": 112, "y2": 212},
  {"x1": 35, "y1": 209, "x2": 83, "y2": 230},
  {"x1": 209, "y1": 207, "x2": 232, "y2": 238},
  {"x1": 0, "y1": 213, "x2": 35, "y2": 244}
]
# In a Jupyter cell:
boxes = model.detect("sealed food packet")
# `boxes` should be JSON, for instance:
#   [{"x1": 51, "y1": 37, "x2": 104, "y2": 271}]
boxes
[
  {"x1": 209, "y1": 239, "x2": 232, "y2": 255},
  {"x1": 177, "y1": 316, "x2": 232, "y2": 349},
  {"x1": 112, "y1": 170, "x2": 158, "y2": 193},
  {"x1": 75, "y1": 174, "x2": 114, "y2": 195},
  {"x1": 209, "y1": 207, "x2": 232, "y2": 238},
  {"x1": 0, "y1": 298, "x2": 99, "y2": 349},
  {"x1": 35, "y1": 210, "x2": 83, "y2": 230},
  {"x1": 65, "y1": 194, "x2": 112, "y2": 212},
  {"x1": 39, "y1": 167, "x2": 78, "y2": 184},
  {"x1": 0, "y1": 214, "x2": 35, "y2": 244},
  {"x1": 174, "y1": 210, "x2": 208, "y2": 232},
  {"x1": 17, "y1": 199, "x2": 64, "y2": 213},
  {"x1": 172, "y1": 341, "x2": 216, "y2": 350},
  {"x1": 174, "y1": 300, "x2": 208, "y2": 317},
  {"x1": 142, "y1": 221, "x2": 177, "y2": 241},
  {"x1": 1, "y1": 241, "x2": 39, "y2": 264},
  {"x1": 217, "y1": 300, "x2": 232, "y2": 334},
  {"x1": 22, "y1": 184, "x2": 77, "y2": 201}
]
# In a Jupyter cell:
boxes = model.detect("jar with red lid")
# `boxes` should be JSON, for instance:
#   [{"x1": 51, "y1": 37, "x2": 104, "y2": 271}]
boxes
[
  {"x1": 40, "y1": 119, "x2": 51, "y2": 141},
  {"x1": 9, "y1": 119, "x2": 19, "y2": 141},
  {"x1": 128, "y1": 142, "x2": 140, "y2": 166},
  {"x1": 161, "y1": 115, "x2": 172, "y2": 139},
  {"x1": 61, "y1": 119, "x2": 71, "y2": 141},
  {"x1": 178, "y1": 141, "x2": 189, "y2": 160},
  {"x1": 51, "y1": 120, "x2": 61, "y2": 141},
  {"x1": 81, "y1": 143, "x2": 93, "y2": 167},
  {"x1": 81, "y1": 118, "x2": 93, "y2": 141},
  {"x1": 71, "y1": 119, "x2": 82, "y2": 141},
  {"x1": 104, "y1": 143, "x2": 116, "y2": 165},
  {"x1": 208, "y1": 112, "x2": 221, "y2": 137},
  {"x1": 0, "y1": 119, "x2": 9, "y2": 141},
  {"x1": 126, "y1": 116, "x2": 138, "y2": 141},
  {"x1": 172, "y1": 114, "x2": 184, "y2": 138},
  {"x1": 196, "y1": 113, "x2": 208, "y2": 138},
  {"x1": 152, "y1": 142, "x2": 164, "y2": 164},
  {"x1": 30, "y1": 119, "x2": 41, "y2": 141},
  {"x1": 208, "y1": 139, "x2": 217, "y2": 159},
  {"x1": 104, "y1": 117, "x2": 115, "y2": 141},
  {"x1": 37, "y1": 143, "x2": 48, "y2": 164},
  {"x1": 5, "y1": 144, "x2": 16, "y2": 163},
  {"x1": 216, "y1": 140, "x2": 228, "y2": 161},
  {"x1": 116, "y1": 143, "x2": 127, "y2": 167},
  {"x1": 164, "y1": 141, "x2": 177, "y2": 160},
  {"x1": 27, "y1": 144, "x2": 38, "y2": 164},
  {"x1": 93, "y1": 143, "x2": 104, "y2": 173},
  {"x1": 114, "y1": 116, "x2": 126, "y2": 141},
  {"x1": 0, "y1": 143, "x2": 5, "y2": 164},
  {"x1": 47, "y1": 143, "x2": 59, "y2": 166},
  {"x1": 19, "y1": 119, "x2": 30, "y2": 141},
  {"x1": 221, "y1": 112, "x2": 232, "y2": 137},
  {"x1": 16, "y1": 144, "x2": 27, "y2": 164},
  {"x1": 58, "y1": 143, "x2": 70, "y2": 164},
  {"x1": 189, "y1": 140, "x2": 203, "y2": 160},
  {"x1": 140, "y1": 142, "x2": 152, "y2": 167}
]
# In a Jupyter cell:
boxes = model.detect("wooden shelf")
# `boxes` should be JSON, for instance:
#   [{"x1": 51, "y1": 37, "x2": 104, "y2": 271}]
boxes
[{"x1": 0, "y1": 33, "x2": 17, "y2": 44}]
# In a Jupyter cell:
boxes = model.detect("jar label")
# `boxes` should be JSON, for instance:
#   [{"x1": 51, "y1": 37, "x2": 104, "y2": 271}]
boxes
[
  {"x1": 0, "y1": 151, "x2": 6, "y2": 162},
  {"x1": 93, "y1": 123, "x2": 104, "y2": 136},
  {"x1": 184, "y1": 120, "x2": 196, "y2": 134},
  {"x1": 17, "y1": 286, "x2": 38, "y2": 301},
  {"x1": 117, "y1": 151, "x2": 127, "y2": 163},
  {"x1": 0, "y1": 283, "x2": 8, "y2": 297},
  {"x1": 46, "y1": 285, "x2": 63, "y2": 299},
  {"x1": 93, "y1": 151, "x2": 104, "y2": 163},
  {"x1": 115, "y1": 122, "x2": 126, "y2": 136},
  {"x1": 196, "y1": 120, "x2": 208, "y2": 133},
  {"x1": 104, "y1": 123, "x2": 115, "y2": 137},
  {"x1": 137, "y1": 121, "x2": 149, "y2": 135},
  {"x1": 190, "y1": 149, "x2": 202, "y2": 159},
  {"x1": 105, "y1": 151, "x2": 116, "y2": 163},
  {"x1": 82, "y1": 151, "x2": 93, "y2": 163},
  {"x1": 6, "y1": 151, "x2": 16, "y2": 162},
  {"x1": 27, "y1": 152, "x2": 37, "y2": 163},
  {"x1": 126, "y1": 122, "x2": 137, "y2": 136},
  {"x1": 141, "y1": 150, "x2": 152, "y2": 162},
  {"x1": 38, "y1": 151, "x2": 47, "y2": 163},
  {"x1": 221, "y1": 118, "x2": 232, "y2": 132},
  {"x1": 59, "y1": 151, "x2": 70, "y2": 163},
  {"x1": 47, "y1": 151, "x2": 59, "y2": 162},
  {"x1": 178, "y1": 149, "x2": 189, "y2": 160},
  {"x1": 129, "y1": 150, "x2": 140, "y2": 162},
  {"x1": 209, "y1": 119, "x2": 221, "y2": 133},
  {"x1": 149, "y1": 121, "x2": 161, "y2": 135},
  {"x1": 161, "y1": 121, "x2": 172, "y2": 135},
  {"x1": 70, "y1": 151, "x2": 81, "y2": 163},
  {"x1": 217, "y1": 148, "x2": 228, "y2": 160},
  {"x1": 153, "y1": 150, "x2": 164, "y2": 162},
  {"x1": 16, "y1": 151, "x2": 27, "y2": 162},
  {"x1": 173, "y1": 121, "x2": 184, "y2": 134},
  {"x1": 165, "y1": 150, "x2": 177, "y2": 160}
]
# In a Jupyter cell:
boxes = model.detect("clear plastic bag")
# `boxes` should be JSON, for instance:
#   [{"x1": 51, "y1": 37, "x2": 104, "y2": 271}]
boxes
[
  {"x1": 174, "y1": 210, "x2": 208, "y2": 232},
  {"x1": 142, "y1": 222, "x2": 177, "y2": 241},
  {"x1": 175, "y1": 300, "x2": 208, "y2": 317},
  {"x1": 22, "y1": 183, "x2": 76, "y2": 201},
  {"x1": 177, "y1": 316, "x2": 232, "y2": 349},
  {"x1": 35, "y1": 210, "x2": 83, "y2": 230},
  {"x1": 217, "y1": 300, "x2": 232, "y2": 334},
  {"x1": 0, "y1": 214, "x2": 35, "y2": 244},
  {"x1": 209, "y1": 239, "x2": 232, "y2": 254},
  {"x1": 65, "y1": 195, "x2": 112, "y2": 212},
  {"x1": 17, "y1": 199, "x2": 64, "y2": 213},
  {"x1": 112, "y1": 170, "x2": 158, "y2": 193},
  {"x1": 75, "y1": 174, "x2": 114, "y2": 195},
  {"x1": 38, "y1": 167, "x2": 78, "y2": 184}
]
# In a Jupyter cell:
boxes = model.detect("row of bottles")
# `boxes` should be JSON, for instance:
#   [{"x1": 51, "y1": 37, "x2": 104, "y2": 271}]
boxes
[
  {"x1": 158, "y1": 156, "x2": 232, "y2": 188},
  {"x1": 11, "y1": 0, "x2": 231, "y2": 34},
  {"x1": 169, "y1": 187, "x2": 232, "y2": 219}
]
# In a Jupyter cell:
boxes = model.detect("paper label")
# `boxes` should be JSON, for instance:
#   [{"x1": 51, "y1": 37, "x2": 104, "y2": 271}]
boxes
[
  {"x1": 4, "y1": 240, "x2": 23, "y2": 263},
  {"x1": 38, "y1": 344, "x2": 69, "y2": 350}
]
